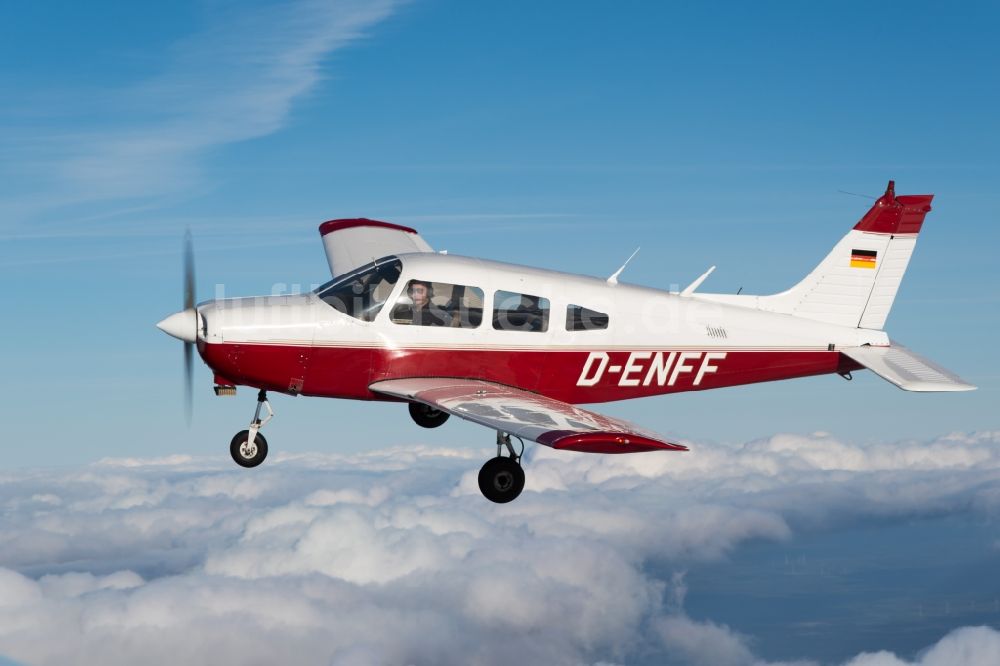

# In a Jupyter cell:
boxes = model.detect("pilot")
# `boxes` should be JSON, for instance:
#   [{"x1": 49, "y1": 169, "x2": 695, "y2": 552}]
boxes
[
  {"x1": 516, "y1": 294, "x2": 544, "y2": 332},
  {"x1": 405, "y1": 280, "x2": 448, "y2": 326}
]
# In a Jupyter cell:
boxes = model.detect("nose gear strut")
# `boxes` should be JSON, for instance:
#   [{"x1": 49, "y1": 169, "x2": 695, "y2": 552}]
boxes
[{"x1": 229, "y1": 389, "x2": 272, "y2": 468}]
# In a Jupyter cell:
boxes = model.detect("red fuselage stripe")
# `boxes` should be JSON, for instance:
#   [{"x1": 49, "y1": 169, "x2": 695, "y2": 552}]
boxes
[{"x1": 199, "y1": 342, "x2": 861, "y2": 404}]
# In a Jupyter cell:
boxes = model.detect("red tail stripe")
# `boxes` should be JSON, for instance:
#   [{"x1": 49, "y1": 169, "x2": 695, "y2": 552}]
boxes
[{"x1": 853, "y1": 181, "x2": 933, "y2": 235}]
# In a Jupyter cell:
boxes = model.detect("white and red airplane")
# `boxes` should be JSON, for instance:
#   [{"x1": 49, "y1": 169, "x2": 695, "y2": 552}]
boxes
[{"x1": 157, "y1": 181, "x2": 974, "y2": 503}]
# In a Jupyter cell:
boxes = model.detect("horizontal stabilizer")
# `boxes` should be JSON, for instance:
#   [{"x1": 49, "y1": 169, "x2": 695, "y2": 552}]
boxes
[
  {"x1": 370, "y1": 377, "x2": 686, "y2": 454},
  {"x1": 841, "y1": 343, "x2": 975, "y2": 392},
  {"x1": 319, "y1": 218, "x2": 433, "y2": 277}
]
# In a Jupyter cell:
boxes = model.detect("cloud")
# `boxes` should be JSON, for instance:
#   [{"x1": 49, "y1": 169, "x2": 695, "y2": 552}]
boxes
[
  {"x1": 1, "y1": 0, "x2": 401, "y2": 224},
  {"x1": 654, "y1": 616, "x2": 1000, "y2": 666},
  {"x1": 655, "y1": 615, "x2": 762, "y2": 666},
  {"x1": 842, "y1": 626, "x2": 1000, "y2": 666},
  {"x1": 1, "y1": 432, "x2": 1000, "y2": 665}
]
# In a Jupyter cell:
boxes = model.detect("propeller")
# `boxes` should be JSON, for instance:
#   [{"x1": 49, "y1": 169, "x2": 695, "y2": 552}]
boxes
[
  {"x1": 156, "y1": 230, "x2": 199, "y2": 425},
  {"x1": 183, "y1": 229, "x2": 196, "y2": 424}
]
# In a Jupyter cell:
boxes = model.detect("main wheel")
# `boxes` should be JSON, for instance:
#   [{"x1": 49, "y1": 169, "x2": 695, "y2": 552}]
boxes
[
  {"x1": 478, "y1": 456, "x2": 525, "y2": 504},
  {"x1": 230, "y1": 430, "x2": 268, "y2": 468},
  {"x1": 409, "y1": 402, "x2": 450, "y2": 429}
]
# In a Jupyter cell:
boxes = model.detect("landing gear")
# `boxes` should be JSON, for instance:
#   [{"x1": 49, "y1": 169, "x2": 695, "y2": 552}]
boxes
[
  {"x1": 409, "y1": 402, "x2": 450, "y2": 429},
  {"x1": 478, "y1": 432, "x2": 525, "y2": 504},
  {"x1": 230, "y1": 430, "x2": 268, "y2": 468},
  {"x1": 230, "y1": 389, "x2": 272, "y2": 468}
]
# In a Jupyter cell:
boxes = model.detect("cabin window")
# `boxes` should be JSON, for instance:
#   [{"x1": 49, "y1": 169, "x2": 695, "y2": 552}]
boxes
[
  {"x1": 315, "y1": 256, "x2": 402, "y2": 321},
  {"x1": 492, "y1": 290, "x2": 549, "y2": 332},
  {"x1": 390, "y1": 280, "x2": 484, "y2": 328},
  {"x1": 566, "y1": 304, "x2": 609, "y2": 331}
]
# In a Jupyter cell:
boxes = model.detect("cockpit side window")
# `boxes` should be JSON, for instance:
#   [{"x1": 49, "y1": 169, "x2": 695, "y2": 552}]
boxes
[
  {"x1": 566, "y1": 304, "x2": 609, "y2": 331},
  {"x1": 493, "y1": 290, "x2": 549, "y2": 332},
  {"x1": 315, "y1": 256, "x2": 402, "y2": 321},
  {"x1": 390, "y1": 280, "x2": 484, "y2": 328}
]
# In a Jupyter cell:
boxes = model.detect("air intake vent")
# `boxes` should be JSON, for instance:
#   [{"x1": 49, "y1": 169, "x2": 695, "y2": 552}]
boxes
[{"x1": 706, "y1": 326, "x2": 728, "y2": 339}]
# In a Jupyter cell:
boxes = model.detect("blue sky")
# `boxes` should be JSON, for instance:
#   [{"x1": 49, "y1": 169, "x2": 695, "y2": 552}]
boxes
[
  {"x1": 2, "y1": 0, "x2": 998, "y2": 467},
  {"x1": 1, "y1": 2, "x2": 999, "y2": 663}
]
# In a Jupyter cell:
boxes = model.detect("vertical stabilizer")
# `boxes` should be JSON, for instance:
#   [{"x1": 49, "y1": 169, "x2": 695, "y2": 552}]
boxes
[{"x1": 756, "y1": 181, "x2": 933, "y2": 330}]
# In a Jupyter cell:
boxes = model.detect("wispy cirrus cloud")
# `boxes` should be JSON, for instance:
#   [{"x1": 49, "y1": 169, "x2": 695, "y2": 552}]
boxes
[
  {"x1": 2, "y1": 432, "x2": 1000, "y2": 664},
  {"x1": 0, "y1": 0, "x2": 401, "y2": 226}
]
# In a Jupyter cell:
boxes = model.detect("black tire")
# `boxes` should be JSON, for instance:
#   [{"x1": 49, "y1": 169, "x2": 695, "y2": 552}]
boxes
[
  {"x1": 478, "y1": 456, "x2": 525, "y2": 504},
  {"x1": 230, "y1": 430, "x2": 268, "y2": 468},
  {"x1": 409, "y1": 402, "x2": 450, "y2": 429}
]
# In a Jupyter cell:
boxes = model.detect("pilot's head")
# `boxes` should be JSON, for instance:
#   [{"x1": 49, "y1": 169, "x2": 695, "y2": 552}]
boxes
[{"x1": 408, "y1": 280, "x2": 433, "y2": 308}]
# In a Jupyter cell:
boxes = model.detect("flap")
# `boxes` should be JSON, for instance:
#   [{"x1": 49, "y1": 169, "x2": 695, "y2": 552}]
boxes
[
  {"x1": 370, "y1": 377, "x2": 687, "y2": 454},
  {"x1": 841, "y1": 342, "x2": 976, "y2": 392},
  {"x1": 319, "y1": 218, "x2": 433, "y2": 277}
]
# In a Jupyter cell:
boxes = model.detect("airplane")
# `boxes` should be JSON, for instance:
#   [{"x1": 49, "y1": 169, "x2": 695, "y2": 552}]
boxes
[{"x1": 156, "y1": 180, "x2": 975, "y2": 503}]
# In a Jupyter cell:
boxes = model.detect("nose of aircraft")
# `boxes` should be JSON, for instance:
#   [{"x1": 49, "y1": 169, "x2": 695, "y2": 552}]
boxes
[{"x1": 157, "y1": 309, "x2": 198, "y2": 343}]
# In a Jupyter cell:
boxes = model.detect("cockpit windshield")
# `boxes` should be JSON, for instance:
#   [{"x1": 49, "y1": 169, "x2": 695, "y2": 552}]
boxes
[{"x1": 315, "y1": 256, "x2": 403, "y2": 321}]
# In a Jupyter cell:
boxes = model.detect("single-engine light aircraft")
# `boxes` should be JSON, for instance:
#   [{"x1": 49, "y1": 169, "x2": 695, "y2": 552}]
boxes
[{"x1": 157, "y1": 181, "x2": 974, "y2": 503}]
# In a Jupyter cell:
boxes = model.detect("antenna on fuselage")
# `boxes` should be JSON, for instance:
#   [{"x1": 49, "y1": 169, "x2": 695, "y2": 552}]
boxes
[
  {"x1": 607, "y1": 247, "x2": 640, "y2": 285},
  {"x1": 680, "y1": 265, "x2": 716, "y2": 297}
]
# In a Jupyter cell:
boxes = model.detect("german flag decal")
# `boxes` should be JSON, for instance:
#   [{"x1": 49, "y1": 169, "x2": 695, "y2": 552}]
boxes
[{"x1": 850, "y1": 248, "x2": 877, "y2": 269}]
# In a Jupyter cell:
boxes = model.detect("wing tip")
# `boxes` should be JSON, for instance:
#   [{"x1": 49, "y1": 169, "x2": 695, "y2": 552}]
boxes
[{"x1": 539, "y1": 430, "x2": 687, "y2": 454}]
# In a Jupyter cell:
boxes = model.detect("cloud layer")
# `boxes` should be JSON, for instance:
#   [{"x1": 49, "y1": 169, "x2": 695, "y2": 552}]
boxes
[{"x1": 2, "y1": 431, "x2": 1000, "y2": 665}]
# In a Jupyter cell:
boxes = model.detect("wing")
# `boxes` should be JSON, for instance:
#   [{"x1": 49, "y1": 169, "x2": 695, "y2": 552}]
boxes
[
  {"x1": 369, "y1": 377, "x2": 687, "y2": 454},
  {"x1": 841, "y1": 342, "x2": 976, "y2": 392},
  {"x1": 319, "y1": 218, "x2": 434, "y2": 277}
]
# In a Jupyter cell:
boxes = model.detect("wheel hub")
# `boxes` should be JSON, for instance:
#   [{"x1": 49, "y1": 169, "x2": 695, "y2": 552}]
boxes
[
  {"x1": 478, "y1": 454, "x2": 525, "y2": 503},
  {"x1": 240, "y1": 441, "x2": 257, "y2": 458},
  {"x1": 493, "y1": 471, "x2": 514, "y2": 492}
]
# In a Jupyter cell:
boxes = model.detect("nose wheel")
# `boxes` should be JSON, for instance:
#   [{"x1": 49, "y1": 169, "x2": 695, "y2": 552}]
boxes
[
  {"x1": 478, "y1": 432, "x2": 525, "y2": 503},
  {"x1": 230, "y1": 430, "x2": 268, "y2": 467},
  {"x1": 230, "y1": 389, "x2": 272, "y2": 468}
]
